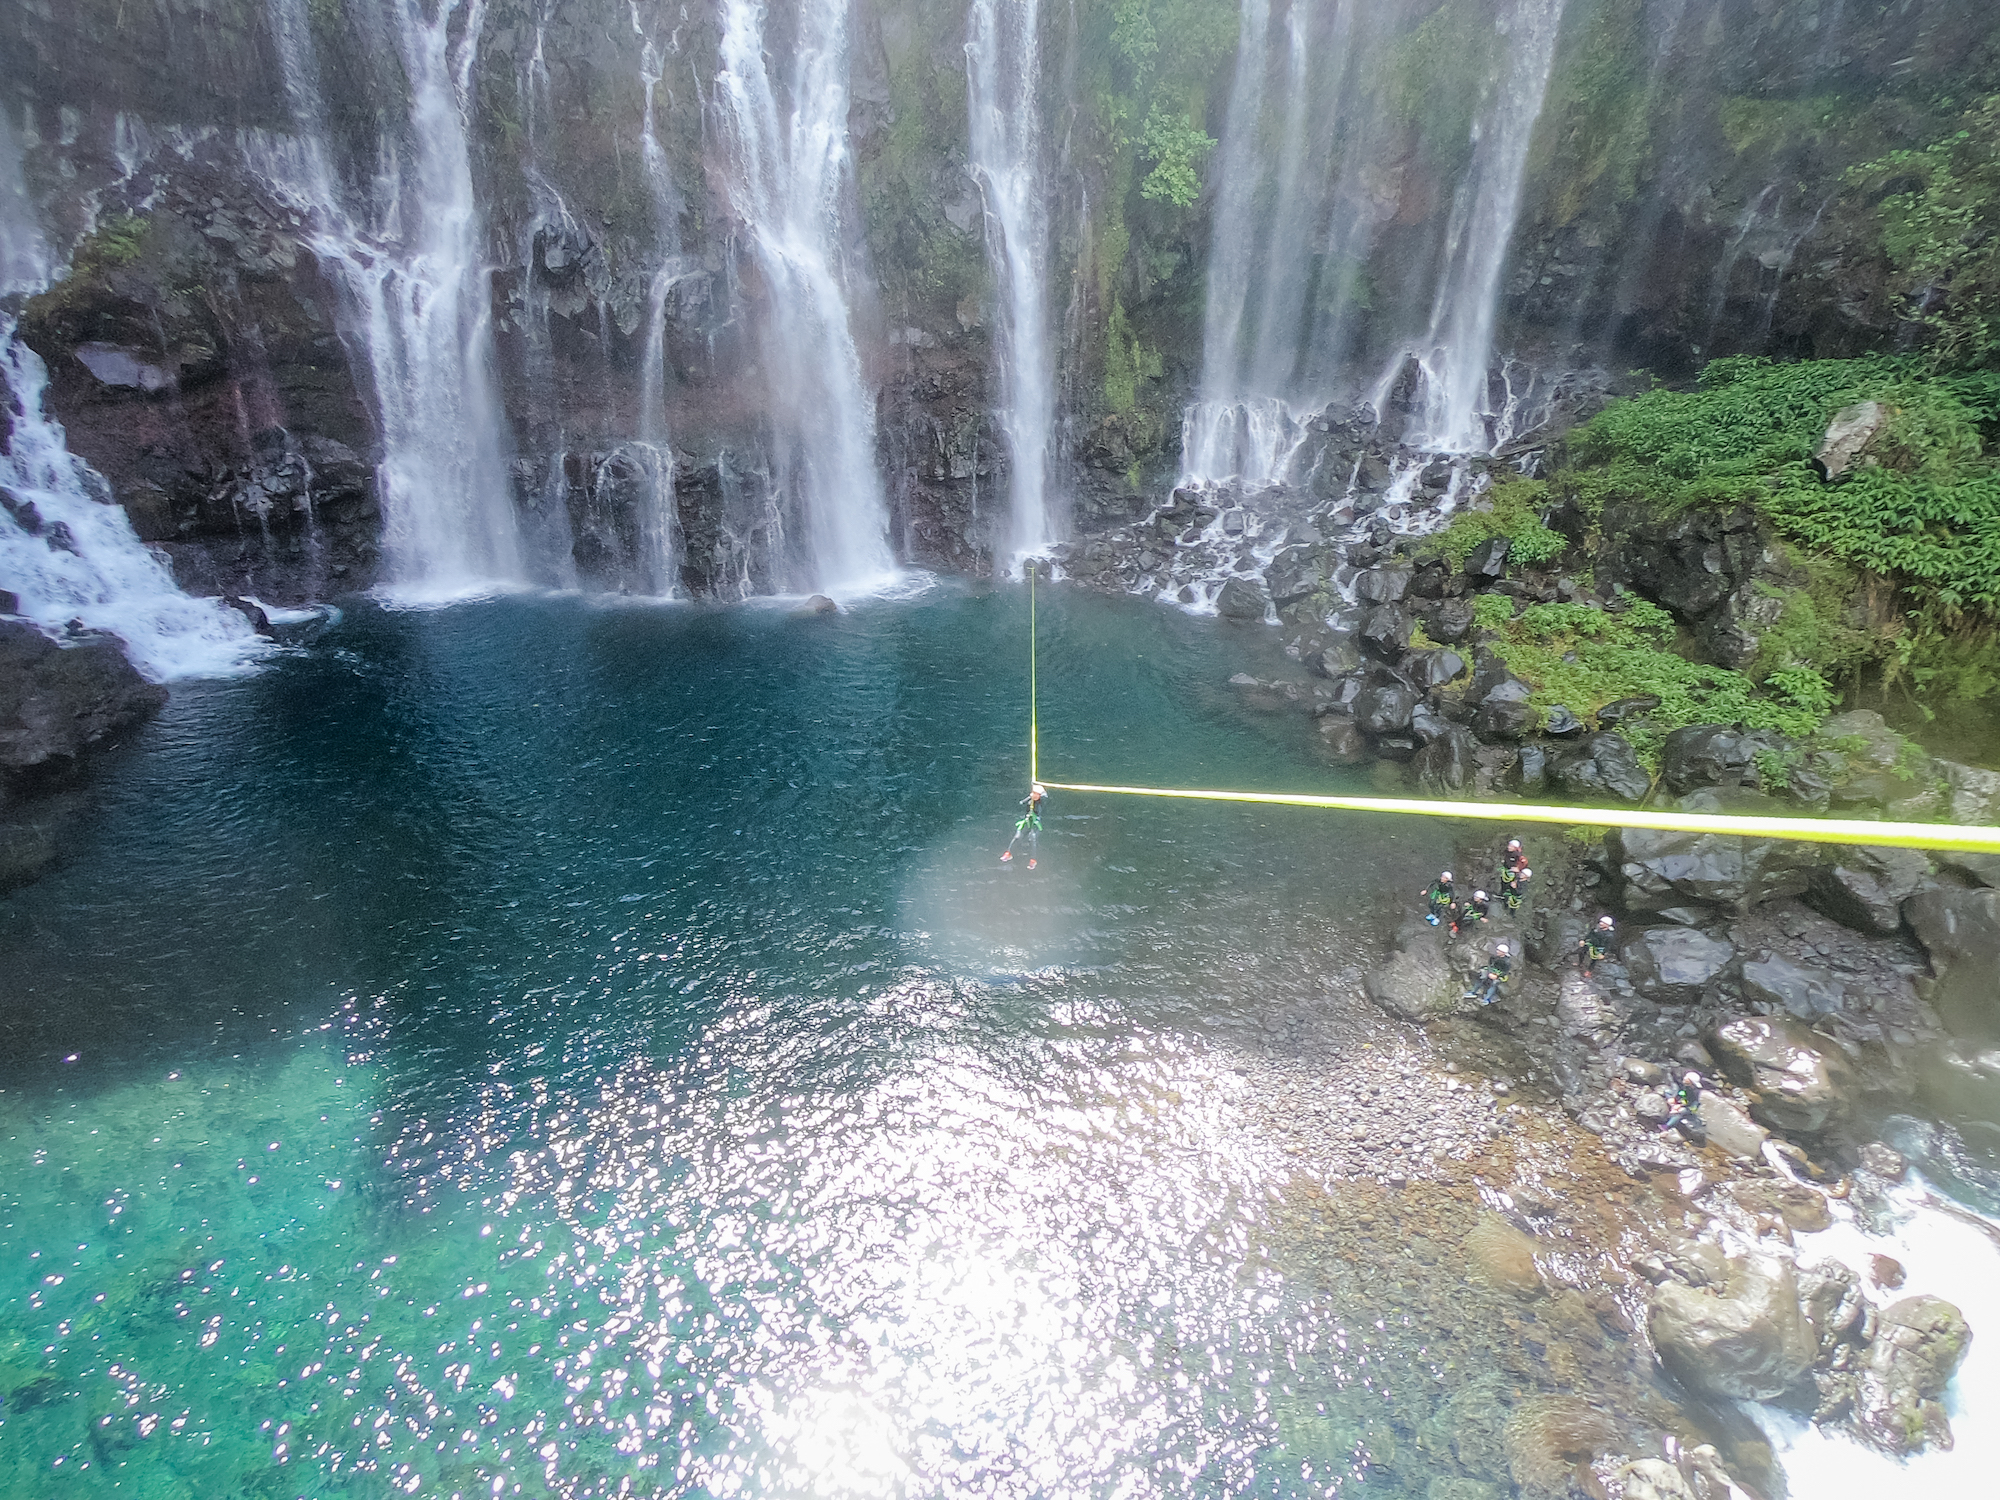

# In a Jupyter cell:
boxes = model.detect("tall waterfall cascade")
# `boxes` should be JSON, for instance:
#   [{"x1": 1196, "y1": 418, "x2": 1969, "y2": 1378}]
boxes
[
  {"x1": 1185, "y1": 0, "x2": 1569, "y2": 483},
  {"x1": 1384, "y1": 0, "x2": 1569, "y2": 452},
  {"x1": 966, "y1": 0, "x2": 1058, "y2": 567},
  {"x1": 713, "y1": 0, "x2": 894, "y2": 595},
  {"x1": 259, "y1": 0, "x2": 525, "y2": 601},
  {"x1": 0, "y1": 114, "x2": 261, "y2": 681}
]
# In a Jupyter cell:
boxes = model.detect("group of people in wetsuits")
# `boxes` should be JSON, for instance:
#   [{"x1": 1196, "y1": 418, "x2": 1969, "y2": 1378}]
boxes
[{"x1": 1420, "y1": 839, "x2": 1620, "y2": 1008}]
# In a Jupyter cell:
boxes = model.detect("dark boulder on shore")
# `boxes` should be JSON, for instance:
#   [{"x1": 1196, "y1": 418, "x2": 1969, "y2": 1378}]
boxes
[{"x1": 0, "y1": 619, "x2": 166, "y2": 774}]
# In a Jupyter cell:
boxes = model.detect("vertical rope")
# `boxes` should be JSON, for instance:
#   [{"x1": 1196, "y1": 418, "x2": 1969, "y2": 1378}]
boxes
[{"x1": 1028, "y1": 560, "x2": 1039, "y2": 786}]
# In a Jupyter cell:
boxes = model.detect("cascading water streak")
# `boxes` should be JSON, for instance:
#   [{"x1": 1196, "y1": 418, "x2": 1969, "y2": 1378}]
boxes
[
  {"x1": 630, "y1": 0, "x2": 690, "y2": 597},
  {"x1": 966, "y1": 0, "x2": 1058, "y2": 566},
  {"x1": 0, "y1": 113, "x2": 260, "y2": 680},
  {"x1": 260, "y1": 0, "x2": 524, "y2": 600},
  {"x1": 713, "y1": 0, "x2": 894, "y2": 595},
  {"x1": 1387, "y1": 0, "x2": 1569, "y2": 453}
]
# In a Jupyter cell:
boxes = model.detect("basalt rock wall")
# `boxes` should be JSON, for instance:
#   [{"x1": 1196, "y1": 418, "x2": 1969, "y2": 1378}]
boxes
[{"x1": 1, "y1": 0, "x2": 1994, "y2": 604}]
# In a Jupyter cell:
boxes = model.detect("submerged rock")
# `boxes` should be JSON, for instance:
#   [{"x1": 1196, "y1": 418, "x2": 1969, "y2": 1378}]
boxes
[{"x1": 1649, "y1": 1253, "x2": 1815, "y2": 1401}]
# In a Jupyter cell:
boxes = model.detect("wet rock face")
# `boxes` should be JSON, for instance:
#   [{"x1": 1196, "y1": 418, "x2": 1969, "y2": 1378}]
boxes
[
  {"x1": 1659, "y1": 725, "x2": 1778, "y2": 797},
  {"x1": 1608, "y1": 828, "x2": 1818, "y2": 913},
  {"x1": 1903, "y1": 886, "x2": 2000, "y2": 1037},
  {"x1": 1649, "y1": 1253, "x2": 1815, "y2": 1401},
  {"x1": 1619, "y1": 926, "x2": 1734, "y2": 1003},
  {"x1": 1851, "y1": 1296, "x2": 1972, "y2": 1455},
  {"x1": 1809, "y1": 846, "x2": 1934, "y2": 935},
  {"x1": 0, "y1": 619, "x2": 167, "y2": 773},
  {"x1": 1738, "y1": 952, "x2": 1846, "y2": 1019},
  {"x1": 1709, "y1": 1016, "x2": 1850, "y2": 1133},
  {"x1": 1547, "y1": 734, "x2": 1650, "y2": 802},
  {"x1": 1596, "y1": 505, "x2": 1795, "y2": 671}
]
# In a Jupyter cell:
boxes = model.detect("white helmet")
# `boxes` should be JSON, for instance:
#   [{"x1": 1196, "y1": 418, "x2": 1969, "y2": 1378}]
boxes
[
  {"x1": 1496, "y1": 942, "x2": 1510, "y2": 956},
  {"x1": 1598, "y1": 915, "x2": 1615, "y2": 928},
  {"x1": 1507, "y1": 839, "x2": 1522, "y2": 850},
  {"x1": 1440, "y1": 871, "x2": 1452, "y2": 882},
  {"x1": 1519, "y1": 867, "x2": 1532, "y2": 879},
  {"x1": 1474, "y1": 890, "x2": 1488, "y2": 901}
]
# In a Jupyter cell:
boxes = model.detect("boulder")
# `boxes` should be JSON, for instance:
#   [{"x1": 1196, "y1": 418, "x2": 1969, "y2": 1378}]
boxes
[
  {"x1": 1265, "y1": 548, "x2": 1326, "y2": 605},
  {"x1": 1472, "y1": 682, "x2": 1537, "y2": 740},
  {"x1": 1414, "y1": 726, "x2": 1480, "y2": 795},
  {"x1": 1315, "y1": 672, "x2": 1367, "y2": 715},
  {"x1": 1214, "y1": 576, "x2": 1269, "y2": 622},
  {"x1": 1796, "y1": 1258, "x2": 1868, "y2": 1355},
  {"x1": 1464, "y1": 536, "x2": 1511, "y2": 578},
  {"x1": 1739, "y1": 952, "x2": 1846, "y2": 1019},
  {"x1": 1463, "y1": 1214, "x2": 1543, "y2": 1295},
  {"x1": 1541, "y1": 704, "x2": 1583, "y2": 736},
  {"x1": 1813, "y1": 400, "x2": 1890, "y2": 483},
  {"x1": 1613, "y1": 1460, "x2": 1696, "y2": 1500},
  {"x1": 1649, "y1": 1253, "x2": 1815, "y2": 1400},
  {"x1": 1852, "y1": 1296, "x2": 1972, "y2": 1455},
  {"x1": 1903, "y1": 886, "x2": 2000, "y2": 1035},
  {"x1": 1365, "y1": 923, "x2": 1459, "y2": 1020},
  {"x1": 1817, "y1": 709, "x2": 1931, "y2": 782},
  {"x1": 1659, "y1": 725, "x2": 1777, "y2": 796},
  {"x1": 1463, "y1": 652, "x2": 1526, "y2": 708},
  {"x1": 1409, "y1": 701, "x2": 1451, "y2": 744},
  {"x1": 1808, "y1": 846, "x2": 1933, "y2": 935},
  {"x1": 1620, "y1": 927, "x2": 1735, "y2": 1002},
  {"x1": 1938, "y1": 758, "x2": 2000, "y2": 825},
  {"x1": 1697, "y1": 1093, "x2": 1770, "y2": 1159},
  {"x1": 1710, "y1": 1016, "x2": 1850, "y2": 1133},
  {"x1": 1316, "y1": 717, "x2": 1370, "y2": 765},
  {"x1": 1353, "y1": 566, "x2": 1409, "y2": 603},
  {"x1": 1358, "y1": 604, "x2": 1412, "y2": 657},
  {"x1": 1608, "y1": 827, "x2": 1818, "y2": 913},
  {"x1": 1549, "y1": 734, "x2": 1651, "y2": 802},
  {"x1": 1423, "y1": 597, "x2": 1477, "y2": 643},
  {"x1": 1354, "y1": 682, "x2": 1420, "y2": 736},
  {"x1": 1403, "y1": 648, "x2": 1466, "y2": 689},
  {"x1": 1513, "y1": 743, "x2": 1549, "y2": 795},
  {"x1": 1593, "y1": 694, "x2": 1660, "y2": 728},
  {"x1": 0, "y1": 619, "x2": 168, "y2": 772}
]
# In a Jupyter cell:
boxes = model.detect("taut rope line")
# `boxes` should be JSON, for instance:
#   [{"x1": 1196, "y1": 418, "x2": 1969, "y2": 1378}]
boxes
[{"x1": 1024, "y1": 575, "x2": 2000, "y2": 855}]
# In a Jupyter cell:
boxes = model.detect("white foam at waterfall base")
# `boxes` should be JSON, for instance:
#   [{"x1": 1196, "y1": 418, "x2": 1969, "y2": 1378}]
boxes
[
  {"x1": 0, "y1": 326, "x2": 265, "y2": 680},
  {"x1": 1750, "y1": 1179, "x2": 2000, "y2": 1499}
]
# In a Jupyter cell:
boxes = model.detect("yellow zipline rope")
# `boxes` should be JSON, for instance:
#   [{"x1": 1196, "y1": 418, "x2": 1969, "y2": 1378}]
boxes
[{"x1": 1024, "y1": 566, "x2": 2000, "y2": 856}]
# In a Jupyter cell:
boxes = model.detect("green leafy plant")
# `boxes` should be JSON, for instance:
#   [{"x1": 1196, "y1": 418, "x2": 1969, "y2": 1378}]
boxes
[
  {"x1": 1426, "y1": 479, "x2": 1568, "y2": 569},
  {"x1": 1138, "y1": 107, "x2": 1216, "y2": 207}
]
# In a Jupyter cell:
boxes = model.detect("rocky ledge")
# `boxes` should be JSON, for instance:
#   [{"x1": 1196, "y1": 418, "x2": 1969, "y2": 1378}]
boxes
[{"x1": 0, "y1": 615, "x2": 167, "y2": 889}]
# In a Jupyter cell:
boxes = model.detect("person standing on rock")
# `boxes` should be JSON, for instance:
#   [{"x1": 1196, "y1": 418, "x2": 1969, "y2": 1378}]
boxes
[
  {"x1": 1424, "y1": 871, "x2": 1455, "y2": 926},
  {"x1": 1465, "y1": 942, "x2": 1512, "y2": 1006},
  {"x1": 1499, "y1": 861, "x2": 1531, "y2": 913},
  {"x1": 1504, "y1": 839, "x2": 1528, "y2": 878},
  {"x1": 1577, "y1": 914, "x2": 1615, "y2": 977},
  {"x1": 1001, "y1": 783, "x2": 1047, "y2": 868}
]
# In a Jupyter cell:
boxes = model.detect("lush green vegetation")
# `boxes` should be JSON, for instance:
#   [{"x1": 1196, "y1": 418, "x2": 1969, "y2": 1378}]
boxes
[
  {"x1": 1849, "y1": 94, "x2": 2000, "y2": 369},
  {"x1": 1485, "y1": 599, "x2": 1827, "y2": 765},
  {"x1": 1424, "y1": 478, "x2": 1568, "y2": 568}
]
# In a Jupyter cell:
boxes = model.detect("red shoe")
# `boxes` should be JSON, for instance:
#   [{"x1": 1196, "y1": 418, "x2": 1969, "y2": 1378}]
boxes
[
  {"x1": 1000, "y1": 850, "x2": 1012, "y2": 862},
  {"x1": 1026, "y1": 858, "x2": 1036, "y2": 869}
]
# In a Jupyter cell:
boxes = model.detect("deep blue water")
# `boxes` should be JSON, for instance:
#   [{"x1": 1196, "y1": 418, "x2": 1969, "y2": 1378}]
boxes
[{"x1": 0, "y1": 583, "x2": 1517, "y2": 1498}]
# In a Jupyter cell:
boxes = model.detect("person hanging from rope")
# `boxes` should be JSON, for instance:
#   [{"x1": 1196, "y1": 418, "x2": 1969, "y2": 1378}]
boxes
[
  {"x1": 1498, "y1": 860, "x2": 1532, "y2": 913},
  {"x1": 1464, "y1": 942, "x2": 1513, "y2": 1006},
  {"x1": 1001, "y1": 783, "x2": 1048, "y2": 868},
  {"x1": 1423, "y1": 871, "x2": 1455, "y2": 926},
  {"x1": 1577, "y1": 914, "x2": 1616, "y2": 977}
]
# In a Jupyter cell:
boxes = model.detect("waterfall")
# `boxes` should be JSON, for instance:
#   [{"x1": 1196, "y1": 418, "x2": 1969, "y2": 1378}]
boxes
[
  {"x1": 713, "y1": 0, "x2": 894, "y2": 595},
  {"x1": 1387, "y1": 0, "x2": 1569, "y2": 453},
  {"x1": 0, "y1": 112, "x2": 260, "y2": 680},
  {"x1": 966, "y1": 0, "x2": 1057, "y2": 565},
  {"x1": 259, "y1": 0, "x2": 524, "y2": 601},
  {"x1": 1184, "y1": 0, "x2": 1360, "y2": 486},
  {"x1": 629, "y1": 0, "x2": 690, "y2": 597}
]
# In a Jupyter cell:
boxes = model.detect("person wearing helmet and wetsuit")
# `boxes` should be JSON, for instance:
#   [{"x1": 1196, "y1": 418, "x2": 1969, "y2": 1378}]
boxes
[
  {"x1": 1424, "y1": 871, "x2": 1455, "y2": 926},
  {"x1": 1465, "y1": 943, "x2": 1513, "y2": 1006},
  {"x1": 1001, "y1": 783, "x2": 1048, "y2": 868},
  {"x1": 1577, "y1": 914, "x2": 1615, "y2": 977}
]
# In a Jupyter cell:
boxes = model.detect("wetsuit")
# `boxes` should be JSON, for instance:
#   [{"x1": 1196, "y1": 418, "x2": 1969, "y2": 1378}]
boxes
[
  {"x1": 1459, "y1": 894, "x2": 1491, "y2": 928},
  {"x1": 1661, "y1": 1077, "x2": 1703, "y2": 1136},
  {"x1": 1499, "y1": 864, "x2": 1526, "y2": 912},
  {"x1": 1424, "y1": 879, "x2": 1455, "y2": 926},
  {"x1": 1578, "y1": 922, "x2": 1614, "y2": 977},
  {"x1": 1466, "y1": 952, "x2": 1512, "y2": 1006},
  {"x1": 1003, "y1": 789, "x2": 1047, "y2": 864}
]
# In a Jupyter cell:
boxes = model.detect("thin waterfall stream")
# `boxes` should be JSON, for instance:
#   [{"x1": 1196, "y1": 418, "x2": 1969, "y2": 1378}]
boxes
[{"x1": 967, "y1": 0, "x2": 1058, "y2": 566}]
